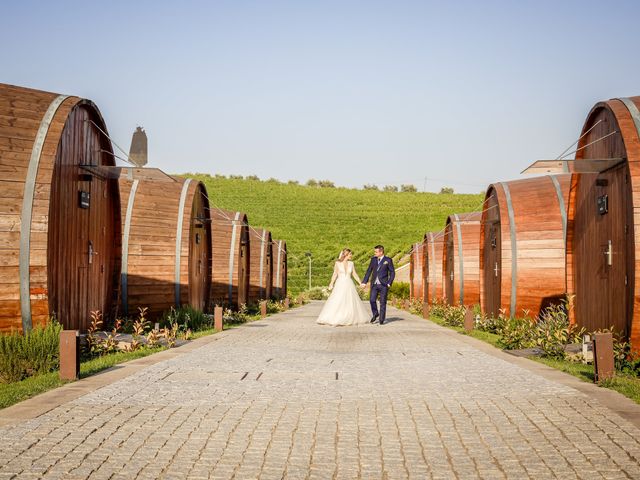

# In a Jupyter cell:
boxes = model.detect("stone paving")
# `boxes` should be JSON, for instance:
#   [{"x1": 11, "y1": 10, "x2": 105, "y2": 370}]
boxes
[{"x1": 1, "y1": 301, "x2": 640, "y2": 479}]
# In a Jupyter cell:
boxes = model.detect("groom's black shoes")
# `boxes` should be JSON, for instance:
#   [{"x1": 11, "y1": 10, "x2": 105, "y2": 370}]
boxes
[
  {"x1": 370, "y1": 314, "x2": 379, "y2": 324},
  {"x1": 379, "y1": 318, "x2": 385, "y2": 325}
]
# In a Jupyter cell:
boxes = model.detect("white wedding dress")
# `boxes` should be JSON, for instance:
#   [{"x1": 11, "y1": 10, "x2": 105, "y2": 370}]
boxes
[{"x1": 317, "y1": 261, "x2": 371, "y2": 326}]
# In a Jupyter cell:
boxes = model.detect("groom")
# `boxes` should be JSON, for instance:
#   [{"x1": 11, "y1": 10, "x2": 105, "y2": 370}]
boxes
[{"x1": 361, "y1": 245, "x2": 395, "y2": 325}]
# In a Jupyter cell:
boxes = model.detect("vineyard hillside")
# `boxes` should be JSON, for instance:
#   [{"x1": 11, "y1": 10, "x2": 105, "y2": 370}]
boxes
[{"x1": 184, "y1": 174, "x2": 484, "y2": 295}]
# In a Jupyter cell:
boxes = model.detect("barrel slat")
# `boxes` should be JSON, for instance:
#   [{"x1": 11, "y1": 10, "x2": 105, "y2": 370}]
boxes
[
  {"x1": 443, "y1": 213, "x2": 481, "y2": 307},
  {"x1": 481, "y1": 175, "x2": 571, "y2": 319},
  {"x1": 210, "y1": 209, "x2": 250, "y2": 308},
  {"x1": 0, "y1": 83, "x2": 120, "y2": 333},
  {"x1": 119, "y1": 178, "x2": 211, "y2": 318},
  {"x1": 248, "y1": 228, "x2": 273, "y2": 303},
  {"x1": 568, "y1": 96, "x2": 640, "y2": 349}
]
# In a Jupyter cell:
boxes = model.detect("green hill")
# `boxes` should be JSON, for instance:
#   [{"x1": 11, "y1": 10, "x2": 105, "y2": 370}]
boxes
[{"x1": 185, "y1": 174, "x2": 484, "y2": 295}]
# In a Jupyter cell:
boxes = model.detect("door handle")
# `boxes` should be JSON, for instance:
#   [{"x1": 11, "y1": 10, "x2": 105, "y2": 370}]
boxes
[
  {"x1": 604, "y1": 240, "x2": 612, "y2": 266},
  {"x1": 494, "y1": 262, "x2": 499, "y2": 277},
  {"x1": 89, "y1": 241, "x2": 98, "y2": 265}
]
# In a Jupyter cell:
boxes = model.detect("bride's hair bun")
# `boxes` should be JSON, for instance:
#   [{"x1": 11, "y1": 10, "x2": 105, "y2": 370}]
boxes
[{"x1": 338, "y1": 248, "x2": 352, "y2": 261}]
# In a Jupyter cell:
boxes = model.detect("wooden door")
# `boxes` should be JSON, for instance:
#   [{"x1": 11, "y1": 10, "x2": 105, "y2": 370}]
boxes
[
  {"x1": 239, "y1": 231, "x2": 249, "y2": 304},
  {"x1": 188, "y1": 188, "x2": 211, "y2": 311},
  {"x1": 575, "y1": 165, "x2": 632, "y2": 335},
  {"x1": 482, "y1": 191, "x2": 501, "y2": 317},
  {"x1": 422, "y1": 243, "x2": 429, "y2": 302},
  {"x1": 445, "y1": 226, "x2": 454, "y2": 304}
]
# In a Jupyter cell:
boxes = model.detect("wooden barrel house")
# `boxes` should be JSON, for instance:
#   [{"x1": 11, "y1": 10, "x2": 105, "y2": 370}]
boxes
[
  {"x1": 210, "y1": 209, "x2": 250, "y2": 308},
  {"x1": 443, "y1": 212, "x2": 481, "y2": 307},
  {"x1": 409, "y1": 241, "x2": 425, "y2": 301},
  {"x1": 119, "y1": 176, "x2": 211, "y2": 318},
  {"x1": 249, "y1": 228, "x2": 273, "y2": 303},
  {"x1": 566, "y1": 96, "x2": 640, "y2": 345},
  {"x1": 423, "y1": 231, "x2": 444, "y2": 304},
  {"x1": 480, "y1": 175, "x2": 571, "y2": 319},
  {"x1": 272, "y1": 239, "x2": 287, "y2": 300},
  {"x1": 0, "y1": 84, "x2": 120, "y2": 332}
]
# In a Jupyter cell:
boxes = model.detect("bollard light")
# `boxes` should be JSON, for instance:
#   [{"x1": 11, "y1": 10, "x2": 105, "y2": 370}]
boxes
[
  {"x1": 260, "y1": 301, "x2": 267, "y2": 318},
  {"x1": 284, "y1": 297, "x2": 290, "y2": 309},
  {"x1": 464, "y1": 308, "x2": 474, "y2": 332},
  {"x1": 593, "y1": 332, "x2": 615, "y2": 383},
  {"x1": 214, "y1": 306, "x2": 224, "y2": 331},
  {"x1": 60, "y1": 330, "x2": 80, "y2": 380},
  {"x1": 422, "y1": 302, "x2": 430, "y2": 319}
]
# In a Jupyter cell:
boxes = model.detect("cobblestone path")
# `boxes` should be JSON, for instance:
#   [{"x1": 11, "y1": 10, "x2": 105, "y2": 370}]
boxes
[{"x1": 1, "y1": 301, "x2": 640, "y2": 479}]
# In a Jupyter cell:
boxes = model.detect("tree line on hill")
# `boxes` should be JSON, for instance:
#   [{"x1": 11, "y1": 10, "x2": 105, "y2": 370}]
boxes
[{"x1": 193, "y1": 173, "x2": 454, "y2": 194}]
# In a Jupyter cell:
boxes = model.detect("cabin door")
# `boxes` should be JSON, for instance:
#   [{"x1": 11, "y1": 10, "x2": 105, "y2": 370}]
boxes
[
  {"x1": 484, "y1": 221, "x2": 501, "y2": 317},
  {"x1": 239, "y1": 236, "x2": 248, "y2": 304},
  {"x1": 584, "y1": 164, "x2": 633, "y2": 336},
  {"x1": 445, "y1": 231, "x2": 455, "y2": 304},
  {"x1": 189, "y1": 190, "x2": 210, "y2": 311}
]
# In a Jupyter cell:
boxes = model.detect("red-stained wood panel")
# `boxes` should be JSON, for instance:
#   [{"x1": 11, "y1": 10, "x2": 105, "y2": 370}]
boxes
[
  {"x1": 568, "y1": 97, "x2": 639, "y2": 349},
  {"x1": 210, "y1": 209, "x2": 250, "y2": 308},
  {"x1": 0, "y1": 83, "x2": 120, "y2": 333},
  {"x1": 248, "y1": 228, "x2": 273, "y2": 303},
  {"x1": 409, "y1": 242, "x2": 425, "y2": 301},
  {"x1": 423, "y1": 231, "x2": 444, "y2": 304},
  {"x1": 272, "y1": 239, "x2": 287, "y2": 300},
  {"x1": 480, "y1": 175, "x2": 570, "y2": 319},
  {"x1": 443, "y1": 213, "x2": 481, "y2": 307},
  {"x1": 119, "y1": 178, "x2": 211, "y2": 319}
]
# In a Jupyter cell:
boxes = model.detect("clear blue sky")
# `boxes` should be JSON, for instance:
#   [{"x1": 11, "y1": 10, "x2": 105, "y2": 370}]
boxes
[{"x1": 2, "y1": 0, "x2": 639, "y2": 193}]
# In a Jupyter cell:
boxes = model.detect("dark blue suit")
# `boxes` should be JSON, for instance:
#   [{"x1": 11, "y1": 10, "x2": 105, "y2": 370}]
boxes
[{"x1": 363, "y1": 255, "x2": 395, "y2": 323}]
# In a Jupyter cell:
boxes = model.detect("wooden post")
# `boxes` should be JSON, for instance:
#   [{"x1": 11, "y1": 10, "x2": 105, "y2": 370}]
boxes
[
  {"x1": 593, "y1": 333, "x2": 614, "y2": 383},
  {"x1": 59, "y1": 330, "x2": 80, "y2": 380},
  {"x1": 422, "y1": 302, "x2": 430, "y2": 319},
  {"x1": 260, "y1": 301, "x2": 267, "y2": 318},
  {"x1": 214, "y1": 306, "x2": 223, "y2": 331},
  {"x1": 403, "y1": 299, "x2": 410, "y2": 310},
  {"x1": 284, "y1": 297, "x2": 290, "y2": 309},
  {"x1": 464, "y1": 308, "x2": 474, "y2": 332}
]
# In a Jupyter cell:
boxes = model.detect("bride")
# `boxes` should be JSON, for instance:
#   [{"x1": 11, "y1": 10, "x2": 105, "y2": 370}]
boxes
[{"x1": 317, "y1": 248, "x2": 371, "y2": 326}]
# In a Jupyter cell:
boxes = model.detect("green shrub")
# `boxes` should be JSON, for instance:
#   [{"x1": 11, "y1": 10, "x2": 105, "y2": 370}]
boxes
[
  {"x1": 534, "y1": 303, "x2": 584, "y2": 359},
  {"x1": 388, "y1": 282, "x2": 410, "y2": 300},
  {"x1": 428, "y1": 300, "x2": 448, "y2": 319},
  {"x1": 0, "y1": 321, "x2": 62, "y2": 383},
  {"x1": 161, "y1": 305, "x2": 212, "y2": 332},
  {"x1": 475, "y1": 313, "x2": 505, "y2": 334},
  {"x1": 409, "y1": 298, "x2": 424, "y2": 316},
  {"x1": 498, "y1": 313, "x2": 536, "y2": 350},
  {"x1": 442, "y1": 305, "x2": 466, "y2": 328}
]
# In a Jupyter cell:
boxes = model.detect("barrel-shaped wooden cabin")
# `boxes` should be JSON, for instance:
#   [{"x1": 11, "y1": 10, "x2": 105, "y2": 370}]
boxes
[
  {"x1": 248, "y1": 228, "x2": 273, "y2": 303},
  {"x1": 210, "y1": 209, "x2": 250, "y2": 308},
  {"x1": 0, "y1": 84, "x2": 120, "y2": 333},
  {"x1": 480, "y1": 175, "x2": 571, "y2": 319},
  {"x1": 443, "y1": 212, "x2": 481, "y2": 307},
  {"x1": 272, "y1": 239, "x2": 287, "y2": 300},
  {"x1": 566, "y1": 96, "x2": 640, "y2": 345},
  {"x1": 422, "y1": 231, "x2": 444, "y2": 304},
  {"x1": 409, "y1": 242, "x2": 425, "y2": 301},
  {"x1": 119, "y1": 177, "x2": 211, "y2": 318}
]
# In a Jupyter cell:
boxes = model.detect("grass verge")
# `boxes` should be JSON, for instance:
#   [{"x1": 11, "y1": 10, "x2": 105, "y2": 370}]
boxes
[
  {"x1": 0, "y1": 346, "x2": 166, "y2": 410},
  {"x1": 427, "y1": 314, "x2": 501, "y2": 348},
  {"x1": 531, "y1": 356, "x2": 640, "y2": 404},
  {"x1": 426, "y1": 311, "x2": 640, "y2": 405}
]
